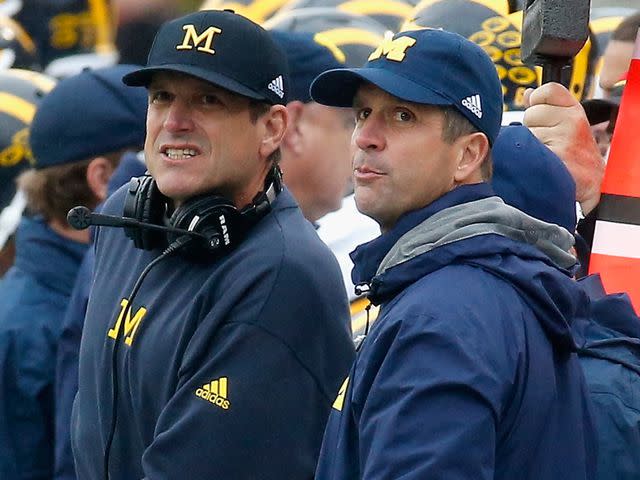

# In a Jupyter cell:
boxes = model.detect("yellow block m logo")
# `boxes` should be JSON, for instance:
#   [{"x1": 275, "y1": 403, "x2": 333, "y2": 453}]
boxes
[
  {"x1": 176, "y1": 24, "x2": 222, "y2": 55},
  {"x1": 108, "y1": 299, "x2": 147, "y2": 346},
  {"x1": 368, "y1": 36, "x2": 416, "y2": 62}
]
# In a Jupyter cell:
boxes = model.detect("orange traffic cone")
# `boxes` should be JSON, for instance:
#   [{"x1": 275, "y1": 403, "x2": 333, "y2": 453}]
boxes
[{"x1": 589, "y1": 30, "x2": 640, "y2": 313}]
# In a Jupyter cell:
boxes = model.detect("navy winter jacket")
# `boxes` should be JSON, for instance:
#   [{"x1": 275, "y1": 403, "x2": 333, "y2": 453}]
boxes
[
  {"x1": 315, "y1": 183, "x2": 597, "y2": 480},
  {"x1": 0, "y1": 217, "x2": 87, "y2": 479},
  {"x1": 574, "y1": 274, "x2": 640, "y2": 479},
  {"x1": 71, "y1": 186, "x2": 355, "y2": 479}
]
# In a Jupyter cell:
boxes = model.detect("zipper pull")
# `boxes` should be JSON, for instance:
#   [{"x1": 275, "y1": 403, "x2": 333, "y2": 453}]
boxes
[{"x1": 354, "y1": 282, "x2": 370, "y2": 296}]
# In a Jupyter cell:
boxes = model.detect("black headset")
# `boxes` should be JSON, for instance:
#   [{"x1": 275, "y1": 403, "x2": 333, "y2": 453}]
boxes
[{"x1": 120, "y1": 165, "x2": 282, "y2": 261}]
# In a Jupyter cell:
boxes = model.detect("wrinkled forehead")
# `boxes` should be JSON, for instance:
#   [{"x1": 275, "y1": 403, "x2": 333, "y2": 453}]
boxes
[
  {"x1": 146, "y1": 70, "x2": 251, "y2": 103},
  {"x1": 147, "y1": 70, "x2": 220, "y2": 90},
  {"x1": 352, "y1": 82, "x2": 442, "y2": 115}
]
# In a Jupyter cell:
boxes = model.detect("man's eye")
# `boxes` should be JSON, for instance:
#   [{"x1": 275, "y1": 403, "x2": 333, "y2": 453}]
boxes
[
  {"x1": 149, "y1": 91, "x2": 170, "y2": 104},
  {"x1": 356, "y1": 108, "x2": 370, "y2": 121},
  {"x1": 201, "y1": 94, "x2": 220, "y2": 105},
  {"x1": 394, "y1": 110, "x2": 413, "y2": 122}
]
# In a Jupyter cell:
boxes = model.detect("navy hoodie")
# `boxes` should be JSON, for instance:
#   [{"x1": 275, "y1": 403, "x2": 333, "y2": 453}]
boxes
[
  {"x1": 71, "y1": 185, "x2": 355, "y2": 479},
  {"x1": 0, "y1": 217, "x2": 87, "y2": 479},
  {"x1": 315, "y1": 184, "x2": 597, "y2": 480}
]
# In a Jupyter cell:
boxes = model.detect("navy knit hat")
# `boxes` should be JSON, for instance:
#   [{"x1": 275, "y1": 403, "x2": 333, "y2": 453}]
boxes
[
  {"x1": 30, "y1": 64, "x2": 147, "y2": 169},
  {"x1": 310, "y1": 28, "x2": 503, "y2": 145},
  {"x1": 270, "y1": 30, "x2": 343, "y2": 103},
  {"x1": 492, "y1": 125, "x2": 577, "y2": 233},
  {"x1": 123, "y1": 9, "x2": 290, "y2": 105}
]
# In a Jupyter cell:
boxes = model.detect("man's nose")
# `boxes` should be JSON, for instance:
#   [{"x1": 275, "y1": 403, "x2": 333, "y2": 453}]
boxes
[
  {"x1": 353, "y1": 114, "x2": 385, "y2": 151},
  {"x1": 164, "y1": 100, "x2": 194, "y2": 133}
]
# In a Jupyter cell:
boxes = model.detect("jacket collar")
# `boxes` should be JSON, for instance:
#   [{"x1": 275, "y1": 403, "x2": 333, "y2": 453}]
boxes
[
  {"x1": 351, "y1": 183, "x2": 495, "y2": 286},
  {"x1": 12, "y1": 216, "x2": 88, "y2": 295}
]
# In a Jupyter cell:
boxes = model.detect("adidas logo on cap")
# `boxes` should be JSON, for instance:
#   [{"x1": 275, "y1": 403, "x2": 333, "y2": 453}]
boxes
[
  {"x1": 461, "y1": 94, "x2": 483, "y2": 118},
  {"x1": 268, "y1": 75, "x2": 285, "y2": 99}
]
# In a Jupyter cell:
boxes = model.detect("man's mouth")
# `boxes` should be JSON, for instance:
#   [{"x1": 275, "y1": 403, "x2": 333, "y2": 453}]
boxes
[
  {"x1": 162, "y1": 148, "x2": 199, "y2": 160},
  {"x1": 354, "y1": 165, "x2": 384, "y2": 176}
]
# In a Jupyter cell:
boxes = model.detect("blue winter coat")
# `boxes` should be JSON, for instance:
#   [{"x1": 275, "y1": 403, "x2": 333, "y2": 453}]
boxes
[
  {"x1": 574, "y1": 274, "x2": 640, "y2": 479},
  {"x1": 71, "y1": 185, "x2": 355, "y2": 479},
  {"x1": 0, "y1": 216, "x2": 87, "y2": 479},
  {"x1": 315, "y1": 183, "x2": 597, "y2": 480}
]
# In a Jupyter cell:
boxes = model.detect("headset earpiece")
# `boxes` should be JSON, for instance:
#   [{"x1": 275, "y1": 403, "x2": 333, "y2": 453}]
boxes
[
  {"x1": 168, "y1": 195, "x2": 246, "y2": 261},
  {"x1": 123, "y1": 175, "x2": 168, "y2": 251}
]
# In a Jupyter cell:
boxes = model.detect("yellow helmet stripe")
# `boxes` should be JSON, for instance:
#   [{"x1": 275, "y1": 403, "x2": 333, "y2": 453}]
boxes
[
  {"x1": 0, "y1": 92, "x2": 36, "y2": 124},
  {"x1": 318, "y1": 27, "x2": 383, "y2": 48},
  {"x1": 590, "y1": 16, "x2": 624, "y2": 35},
  {"x1": 248, "y1": 0, "x2": 291, "y2": 23},
  {"x1": 0, "y1": 16, "x2": 36, "y2": 53},
  {"x1": 339, "y1": 0, "x2": 413, "y2": 18},
  {"x1": 314, "y1": 33, "x2": 347, "y2": 64},
  {"x1": 3, "y1": 69, "x2": 56, "y2": 94}
]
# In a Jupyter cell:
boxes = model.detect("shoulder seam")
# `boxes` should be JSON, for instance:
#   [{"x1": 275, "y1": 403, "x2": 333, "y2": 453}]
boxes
[{"x1": 225, "y1": 320, "x2": 335, "y2": 403}]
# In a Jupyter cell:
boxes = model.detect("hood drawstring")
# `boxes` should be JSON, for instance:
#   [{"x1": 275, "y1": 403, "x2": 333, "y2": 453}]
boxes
[
  {"x1": 353, "y1": 282, "x2": 373, "y2": 351},
  {"x1": 354, "y1": 282, "x2": 370, "y2": 297}
]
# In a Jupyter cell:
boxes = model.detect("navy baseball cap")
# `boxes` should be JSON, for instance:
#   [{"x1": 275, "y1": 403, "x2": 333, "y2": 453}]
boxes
[
  {"x1": 310, "y1": 28, "x2": 503, "y2": 144},
  {"x1": 123, "y1": 9, "x2": 290, "y2": 105},
  {"x1": 30, "y1": 65, "x2": 147, "y2": 169},
  {"x1": 270, "y1": 30, "x2": 343, "y2": 103},
  {"x1": 492, "y1": 125, "x2": 577, "y2": 233}
]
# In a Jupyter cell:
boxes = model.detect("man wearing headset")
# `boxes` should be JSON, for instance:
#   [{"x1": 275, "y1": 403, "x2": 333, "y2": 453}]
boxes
[{"x1": 71, "y1": 10, "x2": 354, "y2": 480}]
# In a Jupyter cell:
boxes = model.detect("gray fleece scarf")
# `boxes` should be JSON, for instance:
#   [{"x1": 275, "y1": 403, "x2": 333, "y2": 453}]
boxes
[{"x1": 376, "y1": 196, "x2": 576, "y2": 277}]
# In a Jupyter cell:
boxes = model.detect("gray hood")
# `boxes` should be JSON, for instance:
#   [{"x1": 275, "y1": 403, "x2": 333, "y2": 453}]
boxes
[{"x1": 377, "y1": 196, "x2": 576, "y2": 277}]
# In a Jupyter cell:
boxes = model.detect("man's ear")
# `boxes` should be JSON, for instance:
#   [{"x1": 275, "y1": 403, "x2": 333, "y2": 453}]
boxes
[
  {"x1": 453, "y1": 132, "x2": 490, "y2": 184},
  {"x1": 86, "y1": 156, "x2": 116, "y2": 202},
  {"x1": 281, "y1": 101, "x2": 305, "y2": 156},
  {"x1": 259, "y1": 104, "x2": 288, "y2": 160}
]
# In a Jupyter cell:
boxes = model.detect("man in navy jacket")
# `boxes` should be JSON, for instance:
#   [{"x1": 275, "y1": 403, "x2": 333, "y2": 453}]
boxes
[
  {"x1": 71, "y1": 10, "x2": 354, "y2": 479},
  {"x1": 310, "y1": 28, "x2": 596, "y2": 479}
]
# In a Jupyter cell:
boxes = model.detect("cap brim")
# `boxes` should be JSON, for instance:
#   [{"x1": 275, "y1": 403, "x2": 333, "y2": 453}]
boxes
[
  {"x1": 122, "y1": 64, "x2": 268, "y2": 101},
  {"x1": 310, "y1": 67, "x2": 453, "y2": 107},
  {"x1": 581, "y1": 98, "x2": 620, "y2": 126}
]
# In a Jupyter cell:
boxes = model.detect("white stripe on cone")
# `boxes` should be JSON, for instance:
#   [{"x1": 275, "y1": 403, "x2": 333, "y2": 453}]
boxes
[{"x1": 591, "y1": 220, "x2": 640, "y2": 259}]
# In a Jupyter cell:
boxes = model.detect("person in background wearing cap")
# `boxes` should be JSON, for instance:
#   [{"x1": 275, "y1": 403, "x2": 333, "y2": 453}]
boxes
[
  {"x1": 0, "y1": 64, "x2": 147, "y2": 480},
  {"x1": 310, "y1": 28, "x2": 596, "y2": 479},
  {"x1": 53, "y1": 151, "x2": 147, "y2": 480},
  {"x1": 71, "y1": 10, "x2": 354, "y2": 480},
  {"x1": 494, "y1": 124, "x2": 640, "y2": 480},
  {"x1": 270, "y1": 30, "x2": 353, "y2": 224}
]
